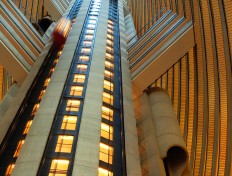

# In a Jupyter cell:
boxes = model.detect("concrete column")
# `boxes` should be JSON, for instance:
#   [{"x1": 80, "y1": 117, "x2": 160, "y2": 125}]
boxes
[
  {"x1": 11, "y1": 1, "x2": 88, "y2": 175},
  {"x1": 72, "y1": 0, "x2": 109, "y2": 175},
  {"x1": 118, "y1": 0, "x2": 141, "y2": 175},
  {"x1": 135, "y1": 93, "x2": 166, "y2": 176},
  {"x1": 147, "y1": 87, "x2": 190, "y2": 176}
]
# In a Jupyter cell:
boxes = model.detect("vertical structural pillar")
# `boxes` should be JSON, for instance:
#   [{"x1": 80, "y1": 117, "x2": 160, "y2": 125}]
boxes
[
  {"x1": 135, "y1": 92, "x2": 166, "y2": 175},
  {"x1": 147, "y1": 87, "x2": 191, "y2": 176},
  {"x1": 72, "y1": 0, "x2": 109, "y2": 175},
  {"x1": 118, "y1": 0, "x2": 141, "y2": 175},
  {"x1": 10, "y1": 1, "x2": 84, "y2": 175}
]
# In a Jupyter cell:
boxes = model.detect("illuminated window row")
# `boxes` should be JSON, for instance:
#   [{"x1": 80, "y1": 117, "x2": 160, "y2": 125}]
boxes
[
  {"x1": 5, "y1": 46, "x2": 65, "y2": 176},
  {"x1": 98, "y1": 16, "x2": 116, "y2": 176},
  {"x1": 66, "y1": 99, "x2": 81, "y2": 112},
  {"x1": 46, "y1": 0, "x2": 102, "y2": 174},
  {"x1": 98, "y1": 167, "x2": 113, "y2": 176},
  {"x1": 105, "y1": 61, "x2": 114, "y2": 70},
  {"x1": 104, "y1": 80, "x2": 114, "y2": 92},
  {"x1": 49, "y1": 159, "x2": 69, "y2": 176},
  {"x1": 98, "y1": 7, "x2": 118, "y2": 175},
  {"x1": 61, "y1": 115, "x2": 78, "y2": 130},
  {"x1": 55, "y1": 135, "x2": 74, "y2": 153},
  {"x1": 104, "y1": 70, "x2": 114, "y2": 80},
  {"x1": 103, "y1": 92, "x2": 114, "y2": 105},
  {"x1": 5, "y1": 164, "x2": 15, "y2": 176},
  {"x1": 70, "y1": 86, "x2": 83, "y2": 96},
  {"x1": 101, "y1": 122, "x2": 113, "y2": 140},
  {"x1": 102, "y1": 106, "x2": 114, "y2": 121},
  {"x1": 77, "y1": 64, "x2": 88, "y2": 72}
]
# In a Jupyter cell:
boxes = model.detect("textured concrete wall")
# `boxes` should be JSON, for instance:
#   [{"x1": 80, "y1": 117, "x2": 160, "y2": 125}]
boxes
[
  {"x1": 147, "y1": 87, "x2": 190, "y2": 176},
  {"x1": 135, "y1": 93, "x2": 166, "y2": 176},
  {"x1": 118, "y1": 0, "x2": 142, "y2": 175},
  {"x1": 10, "y1": 1, "x2": 85, "y2": 175},
  {"x1": 72, "y1": 0, "x2": 109, "y2": 175}
]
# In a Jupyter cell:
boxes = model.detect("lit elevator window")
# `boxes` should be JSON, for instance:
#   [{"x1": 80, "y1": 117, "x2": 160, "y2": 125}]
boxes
[
  {"x1": 99, "y1": 143, "x2": 113, "y2": 164},
  {"x1": 104, "y1": 80, "x2": 114, "y2": 91},
  {"x1": 57, "y1": 51, "x2": 62, "y2": 56},
  {"x1": 102, "y1": 106, "x2": 113, "y2": 121},
  {"x1": 53, "y1": 58, "x2": 59, "y2": 64},
  {"x1": 101, "y1": 123, "x2": 113, "y2": 140},
  {"x1": 107, "y1": 28, "x2": 113, "y2": 34},
  {"x1": 90, "y1": 6, "x2": 99, "y2": 11},
  {"x1": 61, "y1": 115, "x2": 78, "y2": 130},
  {"x1": 77, "y1": 64, "x2": 88, "y2": 72},
  {"x1": 104, "y1": 70, "x2": 114, "y2": 79},
  {"x1": 105, "y1": 53, "x2": 114, "y2": 61},
  {"x1": 108, "y1": 20, "x2": 113, "y2": 25},
  {"x1": 98, "y1": 167, "x2": 113, "y2": 176},
  {"x1": 90, "y1": 8, "x2": 99, "y2": 12},
  {"x1": 91, "y1": 5, "x2": 100, "y2": 9},
  {"x1": 106, "y1": 39, "x2": 114, "y2": 46},
  {"x1": 89, "y1": 20, "x2": 97, "y2": 24},
  {"x1": 70, "y1": 86, "x2": 83, "y2": 96},
  {"x1": 5, "y1": 164, "x2": 15, "y2": 176},
  {"x1": 90, "y1": 16, "x2": 98, "y2": 20},
  {"x1": 107, "y1": 24, "x2": 113, "y2": 29},
  {"x1": 85, "y1": 34, "x2": 94, "y2": 40},
  {"x1": 49, "y1": 68, "x2": 55, "y2": 74},
  {"x1": 107, "y1": 34, "x2": 114, "y2": 40},
  {"x1": 55, "y1": 135, "x2": 74, "y2": 153},
  {"x1": 103, "y1": 92, "x2": 114, "y2": 105},
  {"x1": 44, "y1": 78, "x2": 51, "y2": 87},
  {"x1": 31, "y1": 103, "x2": 40, "y2": 115},
  {"x1": 73, "y1": 74, "x2": 86, "y2": 83},
  {"x1": 105, "y1": 61, "x2": 114, "y2": 69},
  {"x1": 66, "y1": 100, "x2": 81, "y2": 112},
  {"x1": 81, "y1": 48, "x2": 91, "y2": 54},
  {"x1": 38, "y1": 90, "x2": 46, "y2": 100},
  {"x1": 13, "y1": 140, "x2": 24, "y2": 157},
  {"x1": 92, "y1": 1, "x2": 101, "y2": 5},
  {"x1": 23, "y1": 120, "x2": 32, "y2": 134},
  {"x1": 79, "y1": 55, "x2": 90, "y2": 62},
  {"x1": 89, "y1": 11, "x2": 99, "y2": 16},
  {"x1": 49, "y1": 159, "x2": 69, "y2": 176},
  {"x1": 86, "y1": 29, "x2": 94, "y2": 34},
  {"x1": 83, "y1": 41, "x2": 92, "y2": 47},
  {"x1": 106, "y1": 46, "x2": 114, "y2": 52},
  {"x1": 87, "y1": 24, "x2": 96, "y2": 29}
]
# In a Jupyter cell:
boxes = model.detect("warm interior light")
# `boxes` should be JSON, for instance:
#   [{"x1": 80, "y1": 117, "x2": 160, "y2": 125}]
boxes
[
  {"x1": 73, "y1": 74, "x2": 86, "y2": 83},
  {"x1": 61, "y1": 115, "x2": 78, "y2": 130},
  {"x1": 105, "y1": 61, "x2": 114, "y2": 68},
  {"x1": 77, "y1": 64, "x2": 88, "y2": 71},
  {"x1": 98, "y1": 167, "x2": 113, "y2": 176}
]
